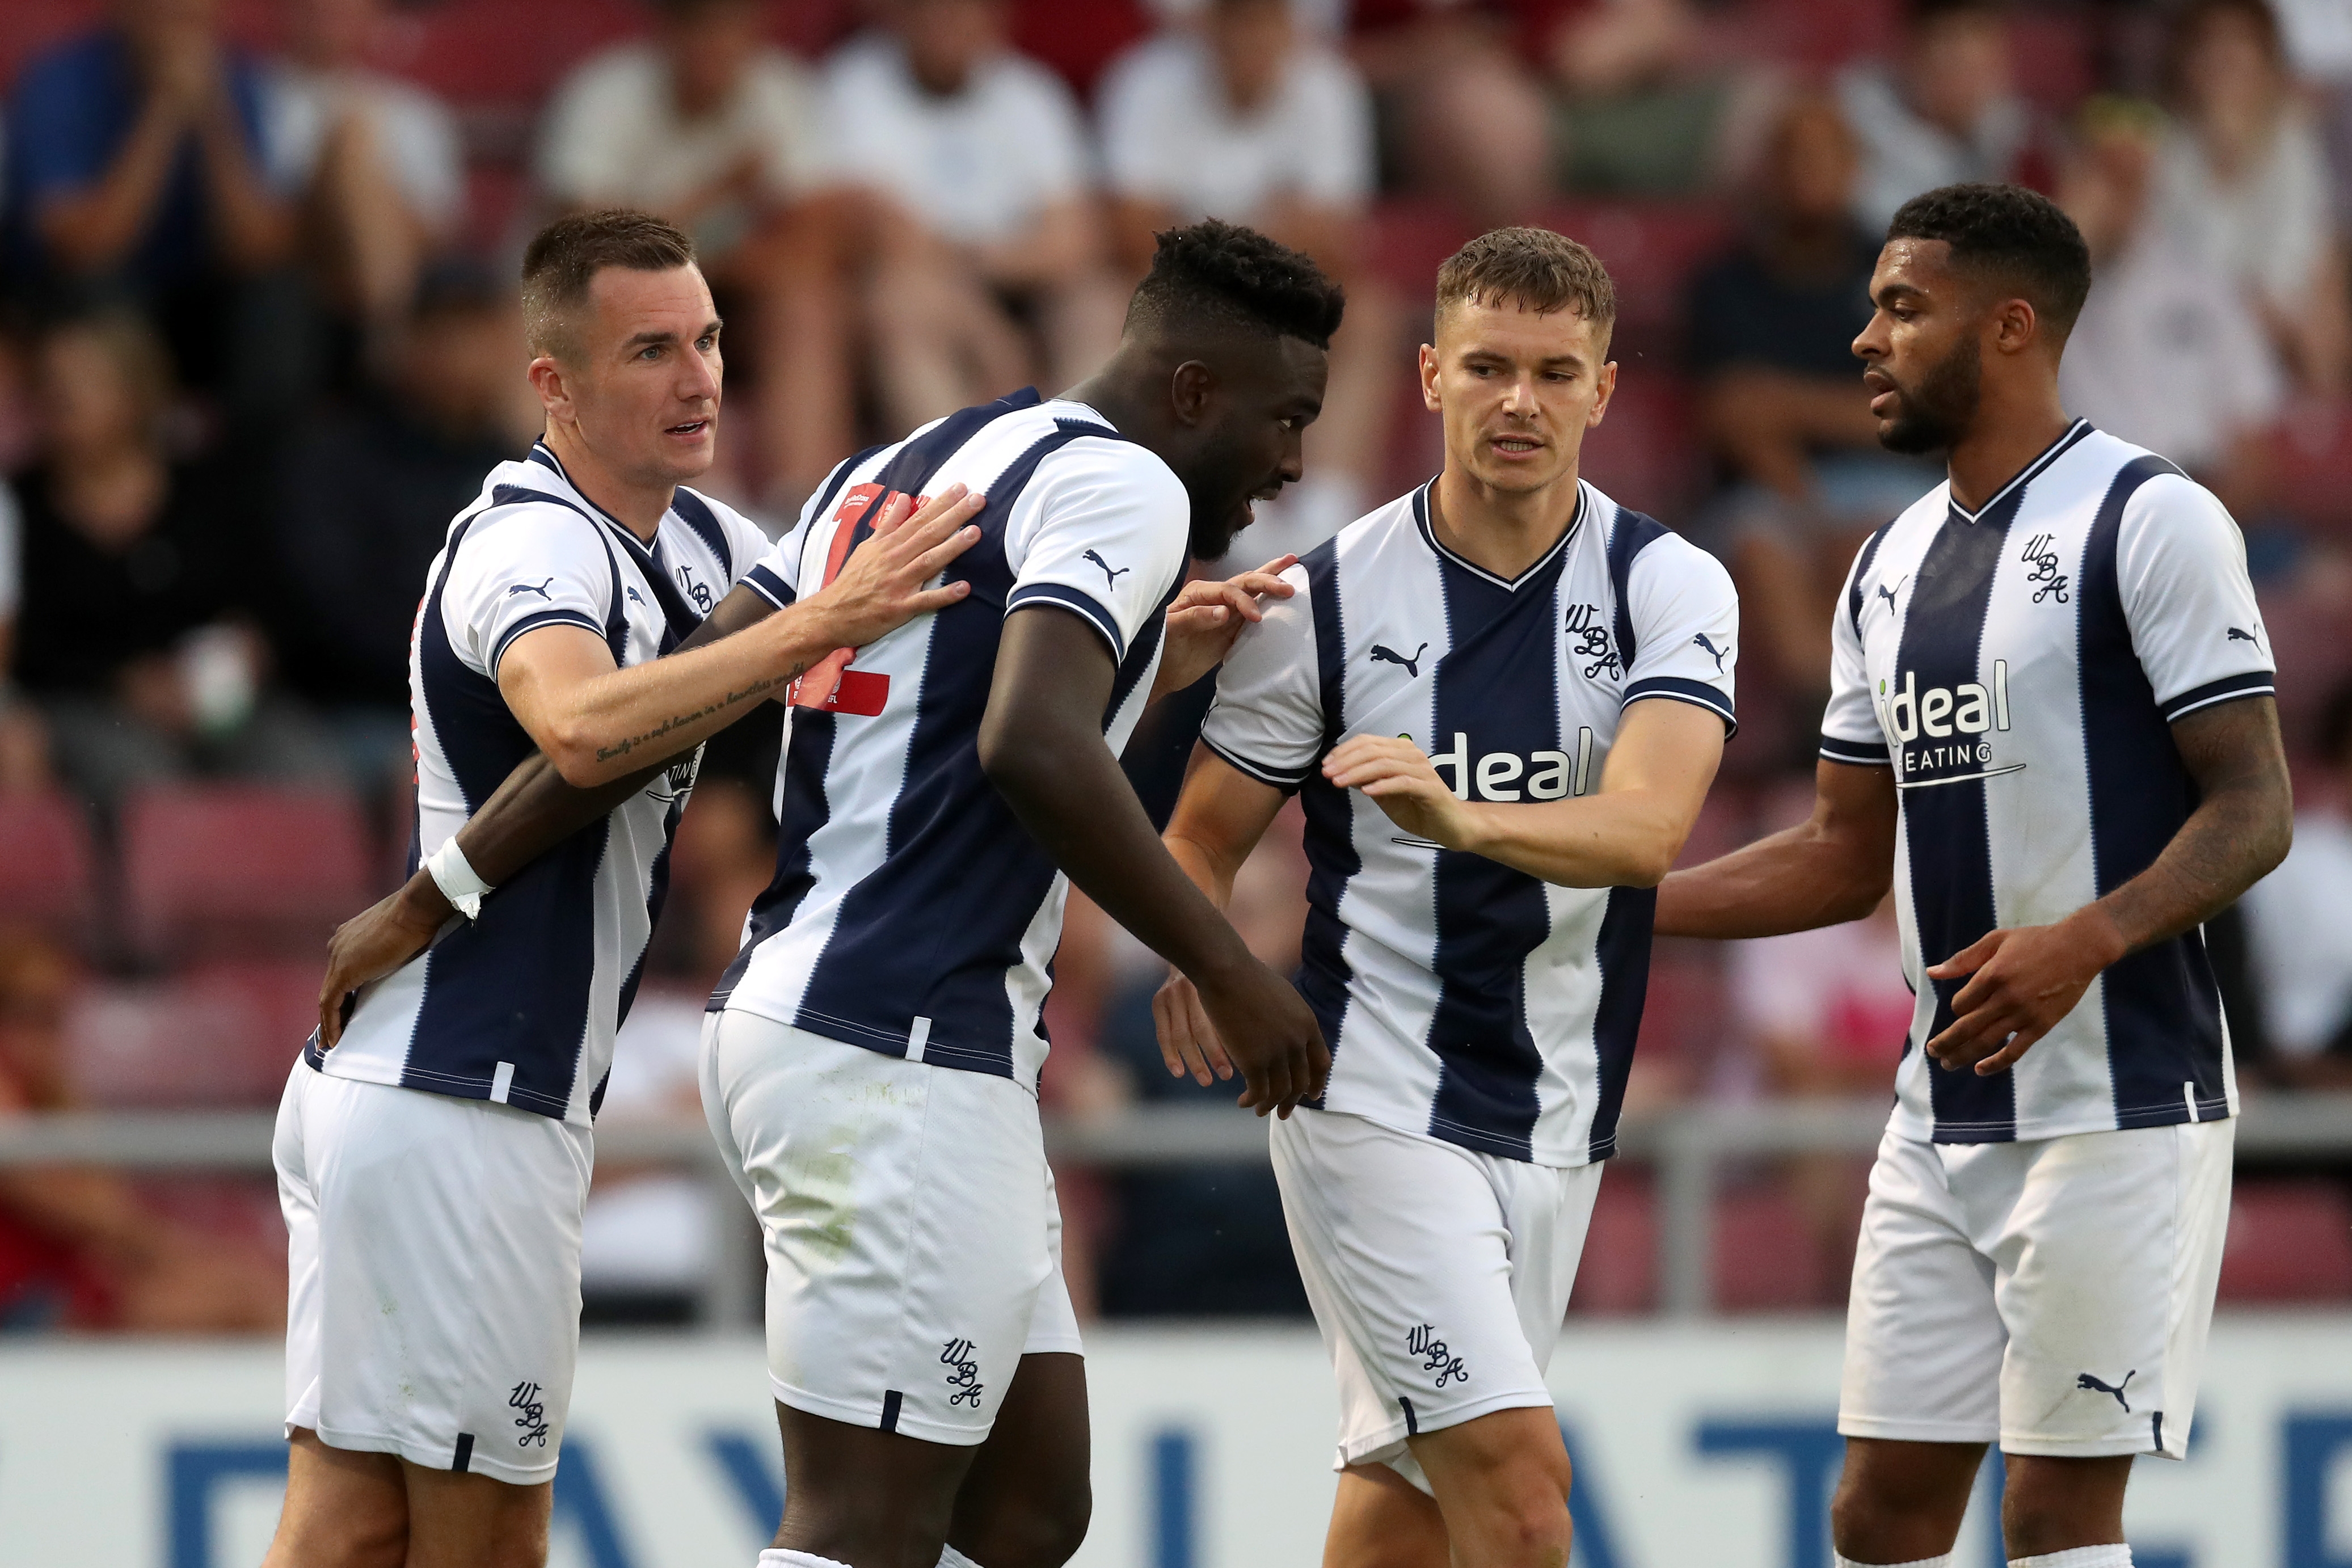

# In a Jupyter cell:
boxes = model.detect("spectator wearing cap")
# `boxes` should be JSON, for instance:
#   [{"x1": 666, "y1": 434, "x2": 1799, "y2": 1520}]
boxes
[
  {"x1": 1836, "y1": 0, "x2": 2038, "y2": 233},
  {"x1": 261, "y1": 262, "x2": 538, "y2": 793},
  {"x1": 808, "y1": 0, "x2": 1122, "y2": 437},
  {"x1": 263, "y1": 0, "x2": 465, "y2": 346},
  {"x1": 2156, "y1": 0, "x2": 2350, "y2": 393},
  {"x1": 1685, "y1": 92, "x2": 1937, "y2": 694},
  {"x1": 1099, "y1": 0, "x2": 1395, "y2": 551},
  {"x1": 2057, "y1": 96, "x2": 2283, "y2": 525},
  {"x1": 12, "y1": 311, "x2": 338, "y2": 810},
  {"x1": 2, "y1": 0, "x2": 301, "y2": 412},
  {"x1": 538, "y1": 0, "x2": 846, "y2": 507}
]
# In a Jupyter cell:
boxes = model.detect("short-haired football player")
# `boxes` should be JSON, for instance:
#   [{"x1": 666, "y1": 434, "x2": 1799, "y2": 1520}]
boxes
[
  {"x1": 1156, "y1": 225, "x2": 1740, "y2": 1568},
  {"x1": 1658, "y1": 183, "x2": 2292, "y2": 1568},
  {"x1": 264, "y1": 209, "x2": 985, "y2": 1568}
]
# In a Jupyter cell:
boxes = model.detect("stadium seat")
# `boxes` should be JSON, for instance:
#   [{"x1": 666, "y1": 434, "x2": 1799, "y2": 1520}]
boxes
[
  {"x1": 119, "y1": 784, "x2": 372, "y2": 962},
  {"x1": 2216, "y1": 1179, "x2": 2352, "y2": 1303},
  {"x1": 0, "y1": 791, "x2": 98, "y2": 939},
  {"x1": 1713, "y1": 1185, "x2": 1831, "y2": 1310},
  {"x1": 66, "y1": 960, "x2": 317, "y2": 1107}
]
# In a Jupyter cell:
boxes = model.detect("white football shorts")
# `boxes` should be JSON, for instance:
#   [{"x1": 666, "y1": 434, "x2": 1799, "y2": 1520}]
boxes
[
  {"x1": 700, "y1": 1009, "x2": 1082, "y2": 1447},
  {"x1": 1839, "y1": 1118, "x2": 2233, "y2": 1459},
  {"x1": 1271, "y1": 1107, "x2": 1602, "y2": 1493},
  {"x1": 275, "y1": 1060, "x2": 593, "y2": 1485}
]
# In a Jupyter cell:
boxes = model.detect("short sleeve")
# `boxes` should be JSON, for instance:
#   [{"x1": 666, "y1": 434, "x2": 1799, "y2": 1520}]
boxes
[
  {"x1": 1002, "y1": 440, "x2": 1188, "y2": 662},
  {"x1": 1621, "y1": 534, "x2": 1739, "y2": 735},
  {"x1": 1820, "y1": 534, "x2": 1890, "y2": 766},
  {"x1": 441, "y1": 504, "x2": 616, "y2": 677},
  {"x1": 1198, "y1": 563, "x2": 1322, "y2": 789},
  {"x1": 2117, "y1": 473, "x2": 2274, "y2": 721}
]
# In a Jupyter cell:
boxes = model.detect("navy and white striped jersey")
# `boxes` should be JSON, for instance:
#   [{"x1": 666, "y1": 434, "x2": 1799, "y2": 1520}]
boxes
[
  {"x1": 1823, "y1": 420, "x2": 2274, "y2": 1144},
  {"x1": 712, "y1": 389, "x2": 1190, "y2": 1088},
  {"x1": 1200, "y1": 481, "x2": 1738, "y2": 1167},
  {"x1": 313, "y1": 442, "x2": 770, "y2": 1125}
]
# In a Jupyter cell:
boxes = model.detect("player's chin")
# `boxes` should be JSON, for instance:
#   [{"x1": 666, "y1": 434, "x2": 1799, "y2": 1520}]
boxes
[{"x1": 659, "y1": 418, "x2": 718, "y2": 470}]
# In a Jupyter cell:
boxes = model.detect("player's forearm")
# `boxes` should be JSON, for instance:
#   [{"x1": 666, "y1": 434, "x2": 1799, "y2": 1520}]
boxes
[
  {"x1": 1453, "y1": 787, "x2": 1698, "y2": 890},
  {"x1": 1654, "y1": 823, "x2": 1890, "y2": 938},
  {"x1": 2089, "y1": 751, "x2": 2291, "y2": 957},
  {"x1": 528, "y1": 602, "x2": 832, "y2": 786},
  {"x1": 1162, "y1": 829, "x2": 1242, "y2": 911}
]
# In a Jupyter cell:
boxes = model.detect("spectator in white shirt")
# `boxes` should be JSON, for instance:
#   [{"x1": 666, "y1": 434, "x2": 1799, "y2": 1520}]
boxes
[
  {"x1": 538, "y1": 0, "x2": 845, "y2": 506},
  {"x1": 2156, "y1": 0, "x2": 2350, "y2": 393},
  {"x1": 2058, "y1": 96, "x2": 2283, "y2": 521},
  {"x1": 1099, "y1": 0, "x2": 1395, "y2": 551},
  {"x1": 1836, "y1": 0, "x2": 2036, "y2": 233},
  {"x1": 810, "y1": 0, "x2": 1121, "y2": 436},
  {"x1": 267, "y1": 0, "x2": 462, "y2": 337}
]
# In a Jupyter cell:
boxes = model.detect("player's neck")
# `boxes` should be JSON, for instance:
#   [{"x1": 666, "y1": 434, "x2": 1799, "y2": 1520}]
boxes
[
  {"x1": 540, "y1": 424, "x2": 670, "y2": 543},
  {"x1": 1428, "y1": 461, "x2": 1583, "y2": 580},
  {"x1": 1944, "y1": 383, "x2": 2073, "y2": 515}
]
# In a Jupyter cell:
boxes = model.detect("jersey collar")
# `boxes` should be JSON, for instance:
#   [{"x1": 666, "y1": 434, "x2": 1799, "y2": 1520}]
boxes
[
  {"x1": 1410, "y1": 479, "x2": 1588, "y2": 591},
  {"x1": 528, "y1": 440, "x2": 671, "y2": 562},
  {"x1": 1947, "y1": 418, "x2": 2094, "y2": 525}
]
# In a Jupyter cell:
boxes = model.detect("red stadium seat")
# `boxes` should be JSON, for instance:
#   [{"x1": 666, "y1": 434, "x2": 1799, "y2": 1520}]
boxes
[
  {"x1": 1714, "y1": 1184, "x2": 1832, "y2": 1311},
  {"x1": 119, "y1": 784, "x2": 372, "y2": 962},
  {"x1": 66, "y1": 960, "x2": 319, "y2": 1107},
  {"x1": 2217, "y1": 1180, "x2": 2352, "y2": 1303},
  {"x1": 0, "y1": 791, "x2": 98, "y2": 939}
]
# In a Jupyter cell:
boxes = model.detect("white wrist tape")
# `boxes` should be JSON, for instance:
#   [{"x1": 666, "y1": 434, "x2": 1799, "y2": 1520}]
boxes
[{"x1": 424, "y1": 839, "x2": 494, "y2": 921}]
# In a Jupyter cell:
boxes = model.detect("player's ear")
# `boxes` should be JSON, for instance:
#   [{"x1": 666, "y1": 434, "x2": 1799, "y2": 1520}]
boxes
[
  {"x1": 1419, "y1": 343, "x2": 1441, "y2": 412},
  {"x1": 1992, "y1": 296, "x2": 2041, "y2": 357},
  {"x1": 1169, "y1": 360, "x2": 1218, "y2": 427},
  {"x1": 528, "y1": 355, "x2": 573, "y2": 424}
]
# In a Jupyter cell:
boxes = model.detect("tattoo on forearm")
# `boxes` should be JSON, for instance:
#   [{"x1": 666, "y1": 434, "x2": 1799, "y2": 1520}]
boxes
[{"x1": 592, "y1": 665, "x2": 802, "y2": 764}]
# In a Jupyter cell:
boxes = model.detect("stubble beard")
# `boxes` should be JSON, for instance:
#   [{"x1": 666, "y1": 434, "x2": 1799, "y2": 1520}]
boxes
[{"x1": 1876, "y1": 335, "x2": 1983, "y2": 457}]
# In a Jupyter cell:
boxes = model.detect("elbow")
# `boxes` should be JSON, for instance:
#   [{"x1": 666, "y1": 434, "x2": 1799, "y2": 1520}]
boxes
[
  {"x1": 1620, "y1": 842, "x2": 1677, "y2": 890},
  {"x1": 976, "y1": 711, "x2": 1047, "y2": 807},
  {"x1": 541, "y1": 722, "x2": 613, "y2": 790}
]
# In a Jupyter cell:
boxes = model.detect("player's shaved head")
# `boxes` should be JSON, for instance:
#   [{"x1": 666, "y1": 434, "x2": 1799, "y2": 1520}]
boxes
[{"x1": 521, "y1": 209, "x2": 699, "y2": 364}]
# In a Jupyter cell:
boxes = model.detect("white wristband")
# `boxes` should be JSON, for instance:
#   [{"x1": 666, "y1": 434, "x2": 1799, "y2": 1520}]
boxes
[{"x1": 424, "y1": 838, "x2": 494, "y2": 921}]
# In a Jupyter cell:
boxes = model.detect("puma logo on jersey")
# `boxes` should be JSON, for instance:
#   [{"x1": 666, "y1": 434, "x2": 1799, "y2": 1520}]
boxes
[
  {"x1": 1082, "y1": 550, "x2": 1129, "y2": 591},
  {"x1": 1371, "y1": 642, "x2": 1428, "y2": 678},
  {"x1": 506, "y1": 578, "x2": 555, "y2": 600},
  {"x1": 2077, "y1": 1369, "x2": 2134, "y2": 1412},
  {"x1": 626, "y1": 587, "x2": 646, "y2": 606},
  {"x1": 1692, "y1": 632, "x2": 1730, "y2": 673},
  {"x1": 2227, "y1": 626, "x2": 2259, "y2": 644},
  {"x1": 1875, "y1": 576, "x2": 1906, "y2": 614}
]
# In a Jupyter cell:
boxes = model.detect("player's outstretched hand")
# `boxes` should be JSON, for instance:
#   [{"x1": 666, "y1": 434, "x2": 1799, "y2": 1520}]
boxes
[
  {"x1": 807, "y1": 485, "x2": 987, "y2": 648},
  {"x1": 314, "y1": 879, "x2": 452, "y2": 1048},
  {"x1": 1152, "y1": 970, "x2": 1236, "y2": 1086},
  {"x1": 1323, "y1": 734, "x2": 1476, "y2": 850},
  {"x1": 1150, "y1": 556, "x2": 1300, "y2": 700},
  {"x1": 1187, "y1": 957, "x2": 1329, "y2": 1118},
  {"x1": 1923, "y1": 905, "x2": 2127, "y2": 1075}
]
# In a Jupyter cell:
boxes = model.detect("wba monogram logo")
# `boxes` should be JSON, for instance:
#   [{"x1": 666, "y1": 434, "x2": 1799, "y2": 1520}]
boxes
[
  {"x1": 510, "y1": 1381, "x2": 550, "y2": 1447},
  {"x1": 2020, "y1": 533, "x2": 2069, "y2": 604},
  {"x1": 1405, "y1": 1324, "x2": 1468, "y2": 1388},
  {"x1": 1563, "y1": 604, "x2": 1620, "y2": 681},
  {"x1": 942, "y1": 1338, "x2": 984, "y2": 1407}
]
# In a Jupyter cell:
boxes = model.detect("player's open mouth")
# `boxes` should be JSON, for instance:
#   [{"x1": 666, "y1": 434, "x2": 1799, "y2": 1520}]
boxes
[
  {"x1": 1491, "y1": 436, "x2": 1543, "y2": 457},
  {"x1": 1862, "y1": 372, "x2": 1898, "y2": 418},
  {"x1": 667, "y1": 419, "x2": 710, "y2": 437}
]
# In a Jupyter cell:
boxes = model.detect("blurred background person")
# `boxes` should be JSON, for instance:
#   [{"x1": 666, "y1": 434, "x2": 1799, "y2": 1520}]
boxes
[
  {"x1": 260, "y1": 260, "x2": 535, "y2": 798},
  {"x1": 2157, "y1": 0, "x2": 2351, "y2": 395},
  {"x1": 812, "y1": 0, "x2": 1121, "y2": 436},
  {"x1": 263, "y1": 0, "x2": 463, "y2": 361},
  {"x1": 1685, "y1": 92, "x2": 1935, "y2": 701},
  {"x1": 1727, "y1": 893, "x2": 1913, "y2": 1305},
  {"x1": 3, "y1": 0, "x2": 302, "y2": 418},
  {"x1": 2242, "y1": 680, "x2": 2352, "y2": 1090},
  {"x1": 2058, "y1": 95, "x2": 2283, "y2": 524},
  {"x1": 1837, "y1": 0, "x2": 2038, "y2": 232},
  {"x1": 1099, "y1": 0, "x2": 1396, "y2": 551},
  {"x1": 11, "y1": 310, "x2": 336, "y2": 811},
  {"x1": 0, "y1": 471, "x2": 44, "y2": 793},
  {"x1": 537, "y1": 0, "x2": 844, "y2": 509},
  {"x1": 0, "y1": 929, "x2": 283, "y2": 1333}
]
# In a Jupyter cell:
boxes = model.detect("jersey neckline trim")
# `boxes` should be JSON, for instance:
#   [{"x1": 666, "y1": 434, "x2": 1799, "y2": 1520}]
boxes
[
  {"x1": 1947, "y1": 419, "x2": 2095, "y2": 525},
  {"x1": 528, "y1": 441, "x2": 673, "y2": 562},
  {"x1": 1410, "y1": 479, "x2": 1587, "y2": 591}
]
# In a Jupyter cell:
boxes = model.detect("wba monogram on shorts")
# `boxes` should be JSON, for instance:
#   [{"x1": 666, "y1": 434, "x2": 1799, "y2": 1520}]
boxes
[
  {"x1": 942, "y1": 1338, "x2": 984, "y2": 1407},
  {"x1": 509, "y1": 1381, "x2": 550, "y2": 1447},
  {"x1": 1405, "y1": 1323, "x2": 1468, "y2": 1388}
]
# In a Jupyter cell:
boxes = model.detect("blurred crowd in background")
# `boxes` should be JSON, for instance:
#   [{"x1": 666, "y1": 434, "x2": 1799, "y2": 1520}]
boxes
[{"x1": 3, "y1": 0, "x2": 2352, "y2": 1335}]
